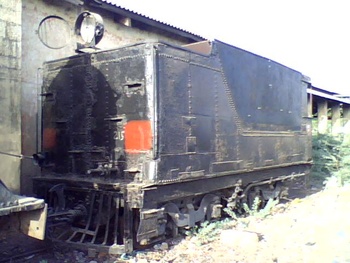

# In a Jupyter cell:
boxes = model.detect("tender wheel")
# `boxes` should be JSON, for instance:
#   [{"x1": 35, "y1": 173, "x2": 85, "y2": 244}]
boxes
[{"x1": 165, "y1": 216, "x2": 178, "y2": 238}]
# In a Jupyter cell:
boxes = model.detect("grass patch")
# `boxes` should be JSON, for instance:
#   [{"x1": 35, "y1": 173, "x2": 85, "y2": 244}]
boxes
[
  {"x1": 188, "y1": 219, "x2": 234, "y2": 245},
  {"x1": 242, "y1": 198, "x2": 279, "y2": 219},
  {"x1": 190, "y1": 198, "x2": 278, "y2": 245}
]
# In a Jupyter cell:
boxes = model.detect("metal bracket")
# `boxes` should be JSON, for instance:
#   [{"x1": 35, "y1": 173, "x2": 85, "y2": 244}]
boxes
[
  {"x1": 125, "y1": 185, "x2": 144, "y2": 208},
  {"x1": 137, "y1": 208, "x2": 165, "y2": 243},
  {"x1": 163, "y1": 194, "x2": 220, "y2": 227},
  {"x1": 49, "y1": 183, "x2": 66, "y2": 211}
]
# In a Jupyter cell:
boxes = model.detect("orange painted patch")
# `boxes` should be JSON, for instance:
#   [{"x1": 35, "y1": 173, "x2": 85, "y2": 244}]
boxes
[
  {"x1": 43, "y1": 128, "x2": 57, "y2": 149},
  {"x1": 124, "y1": 120, "x2": 152, "y2": 153}
]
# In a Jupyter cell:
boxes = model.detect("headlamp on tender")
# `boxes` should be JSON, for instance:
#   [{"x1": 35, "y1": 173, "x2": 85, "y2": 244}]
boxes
[{"x1": 75, "y1": 11, "x2": 104, "y2": 50}]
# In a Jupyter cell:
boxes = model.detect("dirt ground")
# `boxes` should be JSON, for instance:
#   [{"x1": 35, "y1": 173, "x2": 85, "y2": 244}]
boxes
[
  {"x1": 4, "y1": 179, "x2": 350, "y2": 263},
  {"x1": 132, "y1": 182, "x2": 350, "y2": 263}
]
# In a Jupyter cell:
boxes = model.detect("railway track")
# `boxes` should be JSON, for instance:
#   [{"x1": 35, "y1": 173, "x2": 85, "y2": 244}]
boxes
[{"x1": 0, "y1": 229, "x2": 48, "y2": 263}]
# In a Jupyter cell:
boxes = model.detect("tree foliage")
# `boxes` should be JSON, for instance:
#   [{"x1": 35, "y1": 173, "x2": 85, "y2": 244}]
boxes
[{"x1": 311, "y1": 133, "x2": 350, "y2": 185}]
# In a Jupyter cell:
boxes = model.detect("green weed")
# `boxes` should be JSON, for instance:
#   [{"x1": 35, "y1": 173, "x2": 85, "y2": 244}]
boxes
[
  {"x1": 190, "y1": 219, "x2": 233, "y2": 245},
  {"x1": 223, "y1": 207, "x2": 238, "y2": 220},
  {"x1": 242, "y1": 197, "x2": 278, "y2": 219}
]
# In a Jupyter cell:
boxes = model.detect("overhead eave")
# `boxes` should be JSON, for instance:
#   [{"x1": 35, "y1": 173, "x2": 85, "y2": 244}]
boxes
[
  {"x1": 86, "y1": 0, "x2": 205, "y2": 43},
  {"x1": 308, "y1": 88, "x2": 350, "y2": 105}
]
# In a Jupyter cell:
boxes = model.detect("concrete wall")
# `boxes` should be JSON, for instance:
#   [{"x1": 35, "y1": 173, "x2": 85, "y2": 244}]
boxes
[
  {"x1": 0, "y1": 0, "x2": 22, "y2": 193},
  {"x1": 317, "y1": 99, "x2": 328, "y2": 134},
  {"x1": 311, "y1": 99, "x2": 350, "y2": 135},
  {"x1": 343, "y1": 105, "x2": 350, "y2": 131},
  {"x1": 20, "y1": 0, "x2": 191, "y2": 194},
  {"x1": 21, "y1": 0, "x2": 81, "y2": 195}
]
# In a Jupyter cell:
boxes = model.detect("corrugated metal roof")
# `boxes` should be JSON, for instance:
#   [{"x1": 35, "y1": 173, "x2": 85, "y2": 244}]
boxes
[
  {"x1": 93, "y1": 0, "x2": 206, "y2": 42},
  {"x1": 308, "y1": 88, "x2": 350, "y2": 105}
]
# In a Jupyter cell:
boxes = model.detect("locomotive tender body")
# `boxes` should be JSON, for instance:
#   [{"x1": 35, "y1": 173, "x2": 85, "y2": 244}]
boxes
[{"x1": 34, "y1": 40, "x2": 312, "y2": 253}]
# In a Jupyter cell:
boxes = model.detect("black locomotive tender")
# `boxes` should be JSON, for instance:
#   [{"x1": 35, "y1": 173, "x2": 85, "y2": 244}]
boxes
[{"x1": 33, "y1": 40, "x2": 312, "y2": 253}]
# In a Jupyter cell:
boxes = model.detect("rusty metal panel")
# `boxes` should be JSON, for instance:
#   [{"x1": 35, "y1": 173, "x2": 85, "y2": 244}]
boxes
[
  {"x1": 155, "y1": 44, "x2": 219, "y2": 181},
  {"x1": 40, "y1": 44, "x2": 152, "y2": 181}
]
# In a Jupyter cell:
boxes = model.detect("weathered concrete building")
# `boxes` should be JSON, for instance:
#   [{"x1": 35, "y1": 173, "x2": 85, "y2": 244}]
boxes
[
  {"x1": 0, "y1": 1, "x2": 22, "y2": 192},
  {"x1": 1, "y1": 0, "x2": 203, "y2": 194},
  {"x1": 308, "y1": 87, "x2": 350, "y2": 135}
]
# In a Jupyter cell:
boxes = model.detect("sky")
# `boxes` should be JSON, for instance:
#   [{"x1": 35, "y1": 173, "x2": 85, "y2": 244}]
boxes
[{"x1": 112, "y1": 0, "x2": 350, "y2": 95}]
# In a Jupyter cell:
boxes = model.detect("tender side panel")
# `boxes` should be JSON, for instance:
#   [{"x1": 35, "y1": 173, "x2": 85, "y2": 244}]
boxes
[
  {"x1": 215, "y1": 41, "x2": 311, "y2": 167},
  {"x1": 155, "y1": 42, "x2": 311, "y2": 183},
  {"x1": 216, "y1": 41, "x2": 304, "y2": 132},
  {"x1": 156, "y1": 45, "x2": 222, "y2": 181}
]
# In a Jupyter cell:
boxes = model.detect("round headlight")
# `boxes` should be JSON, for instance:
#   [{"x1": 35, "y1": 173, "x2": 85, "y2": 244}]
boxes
[{"x1": 75, "y1": 11, "x2": 104, "y2": 47}]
